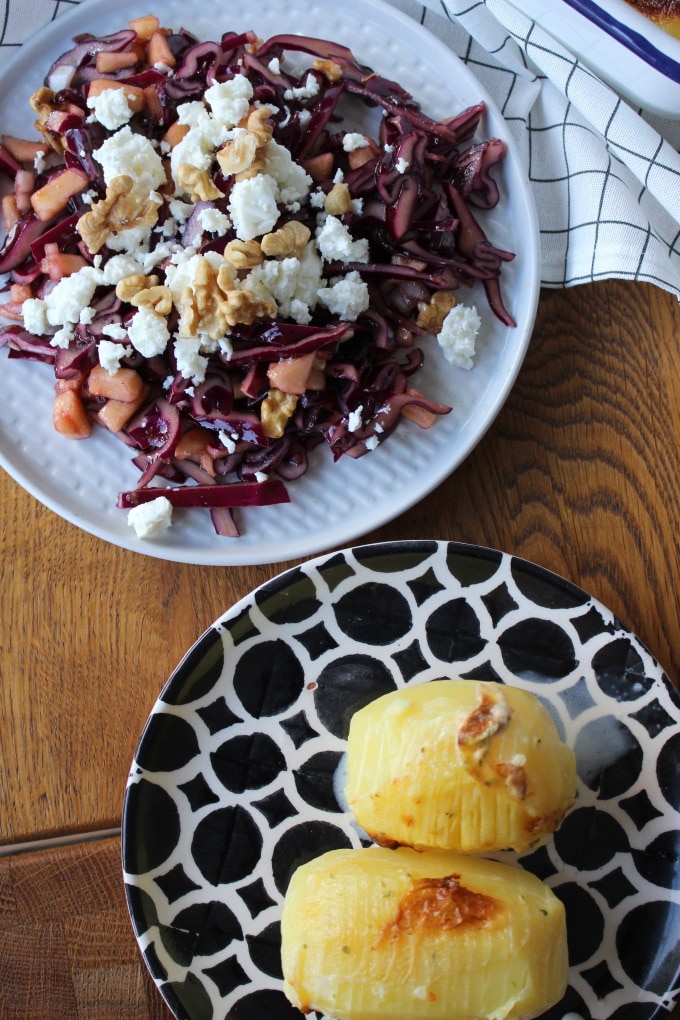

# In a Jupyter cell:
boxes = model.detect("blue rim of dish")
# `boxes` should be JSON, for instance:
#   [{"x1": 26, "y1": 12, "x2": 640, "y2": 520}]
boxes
[{"x1": 561, "y1": 0, "x2": 680, "y2": 83}]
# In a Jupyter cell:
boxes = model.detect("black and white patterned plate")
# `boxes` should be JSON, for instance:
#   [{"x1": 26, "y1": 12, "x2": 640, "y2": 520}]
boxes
[{"x1": 122, "y1": 541, "x2": 680, "y2": 1020}]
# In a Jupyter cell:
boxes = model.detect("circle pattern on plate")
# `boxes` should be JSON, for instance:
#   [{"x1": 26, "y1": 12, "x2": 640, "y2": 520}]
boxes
[{"x1": 122, "y1": 541, "x2": 680, "y2": 1020}]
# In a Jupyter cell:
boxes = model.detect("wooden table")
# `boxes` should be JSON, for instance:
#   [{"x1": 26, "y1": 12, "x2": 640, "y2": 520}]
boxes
[{"x1": 1, "y1": 277, "x2": 679, "y2": 1017}]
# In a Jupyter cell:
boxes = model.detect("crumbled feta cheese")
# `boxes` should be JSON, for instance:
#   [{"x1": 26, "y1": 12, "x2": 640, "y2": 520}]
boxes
[
  {"x1": 87, "y1": 87, "x2": 135, "y2": 130},
  {"x1": 106, "y1": 222, "x2": 153, "y2": 254},
  {"x1": 292, "y1": 241, "x2": 325, "y2": 312},
  {"x1": 44, "y1": 266, "x2": 104, "y2": 326},
  {"x1": 128, "y1": 496, "x2": 173, "y2": 539},
  {"x1": 160, "y1": 216, "x2": 178, "y2": 238},
  {"x1": 219, "y1": 430, "x2": 237, "y2": 453},
  {"x1": 309, "y1": 189, "x2": 326, "y2": 209},
  {"x1": 246, "y1": 256, "x2": 300, "y2": 313},
  {"x1": 98, "y1": 338, "x2": 132, "y2": 374},
  {"x1": 21, "y1": 298, "x2": 50, "y2": 335},
  {"x1": 197, "y1": 206, "x2": 231, "y2": 235},
  {"x1": 218, "y1": 336, "x2": 233, "y2": 360},
  {"x1": 289, "y1": 298, "x2": 312, "y2": 325},
  {"x1": 168, "y1": 199, "x2": 194, "y2": 224},
  {"x1": 198, "y1": 334, "x2": 219, "y2": 354},
  {"x1": 33, "y1": 150, "x2": 46, "y2": 174},
  {"x1": 365, "y1": 434, "x2": 379, "y2": 450},
  {"x1": 333, "y1": 168, "x2": 344, "y2": 184},
  {"x1": 395, "y1": 156, "x2": 409, "y2": 173},
  {"x1": 170, "y1": 93, "x2": 239, "y2": 188},
  {"x1": 205, "y1": 75, "x2": 254, "y2": 127},
  {"x1": 246, "y1": 241, "x2": 324, "y2": 323},
  {"x1": 343, "y1": 132, "x2": 368, "y2": 152},
  {"x1": 143, "y1": 240, "x2": 180, "y2": 273},
  {"x1": 101, "y1": 323, "x2": 128, "y2": 341},
  {"x1": 79, "y1": 306, "x2": 96, "y2": 325},
  {"x1": 50, "y1": 325, "x2": 74, "y2": 349},
  {"x1": 101, "y1": 253, "x2": 145, "y2": 285},
  {"x1": 437, "y1": 303, "x2": 481, "y2": 370},
  {"x1": 316, "y1": 215, "x2": 369, "y2": 263},
  {"x1": 127, "y1": 306, "x2": 170, "y2": 357},
  {"x1": 174, "y1": 334, "x2": 208, "y2": 383},
  {"x1": 268, "y1": 57, "x2": 281, "y2": 75},
  {"x1": 176, "y1": 100, "x2": 213, "y2": 131},
  {"x1": 284, "y1": 73, "x2": 319, "y2": 101},
  {"x1": 316, "y1": 271, "x2": 370, "y2": 321},
  {"x1": 254, "y1": 470, "x2": 268, "y2": 482},
  {"x1": 94, "y1": 125, "x2": 165, "y2": 201},
  {"x1": 154, "y1": 61, "x2": 173, "y2": 74},
  {"x1": 347, "y1": 405, "x2": 363, "y2": 432},
  {"x1": 229, "y1": 173, "x2": 280, "y2": 241},
  {"x1": 263, "y1": 140, "x2": 313, "y2": 206}
]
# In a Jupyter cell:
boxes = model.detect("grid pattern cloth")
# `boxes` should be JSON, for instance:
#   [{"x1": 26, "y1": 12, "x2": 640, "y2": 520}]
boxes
[{"x1": 2, "y1": 0, "x2": 680, "y2": 298}]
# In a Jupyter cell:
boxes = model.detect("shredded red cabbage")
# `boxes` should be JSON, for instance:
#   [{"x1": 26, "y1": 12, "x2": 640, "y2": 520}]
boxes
[{"x1": 0, "y1": 18, "x2": 517, "y2": 537}]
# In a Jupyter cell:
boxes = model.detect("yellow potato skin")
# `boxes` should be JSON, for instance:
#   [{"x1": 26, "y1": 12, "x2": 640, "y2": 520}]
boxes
[
  {"x1": 281, "y1": 846, "x2": 568, "y2": 1020},
  {"x1": 345, "y1": 680, "x2": 576, "y2": 853}
]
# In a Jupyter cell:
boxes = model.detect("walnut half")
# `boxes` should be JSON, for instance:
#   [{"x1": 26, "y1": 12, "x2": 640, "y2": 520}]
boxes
[{"x1": 78, "y1": 175, "x2": 160, "y2": 254}]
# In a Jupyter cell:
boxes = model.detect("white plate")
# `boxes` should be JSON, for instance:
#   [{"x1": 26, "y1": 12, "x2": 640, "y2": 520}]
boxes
[
  {"x1": 507, "y1": 0, "x2": 680, "y2": 118},
  {"x1": 122, "y1": 541, "x2": 680, "y2": 1020},
  {"x1": 0, "y1": 0, "x2": 539, "y2": 566}
]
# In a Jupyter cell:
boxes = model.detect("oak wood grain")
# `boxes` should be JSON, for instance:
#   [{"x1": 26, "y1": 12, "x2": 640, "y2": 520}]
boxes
[
  {"x1": 0, "y1": 279, "x2": 679, "y2": 848},
  {"x1": 0, "y1": 836, "x2": 174, "y2": 1019}
]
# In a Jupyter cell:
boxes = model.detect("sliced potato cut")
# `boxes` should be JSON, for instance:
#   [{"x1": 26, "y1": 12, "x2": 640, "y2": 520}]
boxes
[
  {"x1": 281, "y1": 846, "x2": 568, "y2": 1020},
  {"x1": 346, "y1": 679, "x2": 576, "y2": 853}
]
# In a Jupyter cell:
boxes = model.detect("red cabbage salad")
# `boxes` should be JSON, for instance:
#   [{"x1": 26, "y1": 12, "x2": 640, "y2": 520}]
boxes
[{"x1": 0, "y1": 13, "x2": 515, "y2": 540}]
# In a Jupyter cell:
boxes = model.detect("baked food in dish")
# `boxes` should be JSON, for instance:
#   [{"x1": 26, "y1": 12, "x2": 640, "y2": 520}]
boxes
[
  {"x1": 625, "y1": 0, "x2": 680, "y2": 35},
  {"x1": 345, "y1": 679, "x2": 576, "y2": 853},
  {"x1": 281, "y1": 845, "x2": 569, "y2": 1020}
]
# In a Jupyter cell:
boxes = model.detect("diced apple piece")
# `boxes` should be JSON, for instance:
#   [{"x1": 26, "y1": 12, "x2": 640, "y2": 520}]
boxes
[
  {"x1": 14, "y1": 169, "x2": 36, "y2": 214},
  {"x1": 162, "y1": 121, "x2": 190, "y2": 149},
  {"x1": 0, "y1": 300, "x2": 26, "y2": 321},
  {"x1": 86, "y1": 363, "x2": 146, "y2": 403},
  {"x1": 347, "y1": 138, "x2": 381, "y2": 169},
  {"x1": 2, "y1": 194, "x2": 19, "y2": 232},
  {"x1": 30, "y1": 167, "x2": 90, "y2": 221},
  {"x1": 86, "y1": 79, "x2": 146, "y2": 113},
  {"x1": 267, "y1": 352, "x2": 317, "y2": 395},
  {"x1": 97, "y1": 393, "x2": 146, "y2": 433},
  {"x1": 144, "y1": 85, "x2": 163, "y2": 121},
  {"x1": 43, "y1": 109, "x2": 84, "y2": 135},
  {"x1": 53, "y1": 388, "x2": 92, "y2": 439},
  {"x1": 10, "y1": 283, "x2": 32, "y2": 303},
  {"x1": 301, "y1": 152, "x2": 334, "y2": 182},
  {"x1": 400, "y1": 388, "x2": 440, "y2": 428},
  {"x1": 95, "y1": 50, "x2": 138, "y2": 74},
  {"x1": 146, "y1": 30, "x2": 176, "y2": 68},
  {"x1": 1, "y1": 135, "x2": 49, "y2": 164},
  {"x1": 174, "y1": 426, "x2": 216, "y2": 474},
  {"x1": 129, "y1": 14, "x2": 160, "y2": 41},
  {"x1": 40, "y1": 242, "x2": 88, "y2": 280}
]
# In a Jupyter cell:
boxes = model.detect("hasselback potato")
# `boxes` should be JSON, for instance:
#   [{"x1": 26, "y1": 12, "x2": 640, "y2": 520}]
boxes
[
  {"x1": 345, "y1": 679, "x2": 576, "y2": 853},
  {"x1": 281, "y1": 846, "x2": 568, "y2": 1020}
]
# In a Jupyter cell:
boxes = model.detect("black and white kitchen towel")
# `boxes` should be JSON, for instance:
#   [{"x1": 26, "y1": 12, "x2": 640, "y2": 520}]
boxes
[{"x1": 2, "y1": 0, "x2": 680, "y2": 300}]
